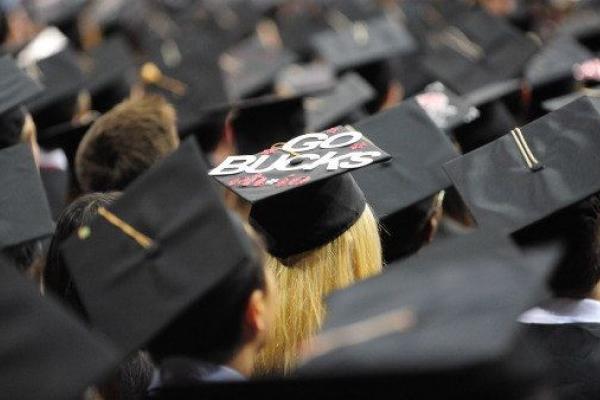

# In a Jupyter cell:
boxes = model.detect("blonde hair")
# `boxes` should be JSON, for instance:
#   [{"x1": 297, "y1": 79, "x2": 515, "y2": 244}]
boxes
[{"x1": 255, "y1": 205, "x2": 382, "y2": 375}]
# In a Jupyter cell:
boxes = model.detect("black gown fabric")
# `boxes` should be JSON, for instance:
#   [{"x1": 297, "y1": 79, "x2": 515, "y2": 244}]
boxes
[{"x1": 523, "y1": 323, "x2": 600, "y2": 400}]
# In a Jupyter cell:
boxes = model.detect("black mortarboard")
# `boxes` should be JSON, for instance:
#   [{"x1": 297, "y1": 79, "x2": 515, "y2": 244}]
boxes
[
  {"x1": 305, "y1": 72, "x2": 375, "y2": 132},
  {"x1": 85, "y1": 35, "x2": 135, "y2": 113},
  {"x1": 0, "y1": 255, "x2": 118, "y2": 400},
  {"x1": 541, "y1": 86, "x2": 600, "y2": 112},
  {"x1": 444, "y1": 96, "x2": 600, "y2": 234},
  {"x1": 37, "y1": 114, "x2": 97, "y2": 195},
  {"x1": 138, "y1": 25, "x2": 233, "y2": 141},
  {"x1": 415, "y1": 81, "x2": 480, "y2": 132},
  {"x1": 274, "y1": 2, "x2": 330, "y2": 59},
  {"x1": 451, "y1": 79, "x2": 522, "y2": 153},
  {"x1": 230, "y1": 94, "x2": 306, "y2": 156},
  {"x1": 298, "y1": 233, "x2": 547, "y2": 397},
  {"x1": 557, "y1": 6, "x2": 600, "y2": 52},
  {"x1": 210, "y1": 126, "x2": 390, "y2": 258},
  {"x1": 24, "y1": 47, "x2": 86, "y2": 133},
  {"x1": 0, "y1": 55, "x2": 43, "y2": 147},
  {"x1": 351, "y1": 99, "x2": 459, "y2": 223},
  {"x1": 222, "y1": 34, "x2": 297, "y2": 100},
  {"x1": 524, "y1": 36, "x2": 593, "y2": 92},
  {"x1": 422, "y1": 7, "x2": 537, "y2": 95},
  {"x1": 311, "y1": 15, "x2": 417, "y2": 72},
  {"x1": 275, "y1": 62, "x2": 336, "y2": 97},
  {"x1": 62, "y1": 139, "x2": 258, "y2": 355},
  {"x1": 0, "y1": 143, "x2": 54, "y2": 249}
]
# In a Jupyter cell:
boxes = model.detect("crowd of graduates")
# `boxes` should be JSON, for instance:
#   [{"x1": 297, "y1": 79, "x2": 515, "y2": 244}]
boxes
[{"x1": 4, "y1": 0, "x2": 600, "y2": 399}]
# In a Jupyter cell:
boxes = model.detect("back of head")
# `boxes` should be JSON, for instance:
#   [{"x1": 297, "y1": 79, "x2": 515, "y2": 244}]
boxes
[
  {"x1": 43, "y1": 192, "x2": 120, "y2": 319},
  {"x1": 514, "y1": 194, "x2": 600, "y2": 298},
  {"x1": 75, "y1": 95, "x2": 179, "y2": 193},
  {"x1": 255, "y1": 205, "x2": 382, "y2": 376},
  {"x1": 148, "y1": 224, "x2": 268, "y2": 366}
]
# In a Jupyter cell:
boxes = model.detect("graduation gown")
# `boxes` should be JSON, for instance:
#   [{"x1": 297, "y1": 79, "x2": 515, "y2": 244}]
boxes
[{"x1": 523, "y1": 322, "x2": 600, "y2": 399}]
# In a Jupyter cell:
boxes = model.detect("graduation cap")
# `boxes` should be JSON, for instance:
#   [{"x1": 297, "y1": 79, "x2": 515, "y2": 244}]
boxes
[
  {"x1": 274, "y1": 2, "x2": 331, "y2": 59},
  {"x1": 210, "y1": 125, "x2": 390, "y2": 258},
  {"x1": 275, "y1": 62, "x2": 336, "y2": 97},
  {"x1": 351, "y1": 99, "x2": 458, "y2": 222},
  {"x1": 229, "y1": 94, "x2": 307, "y2": 156},
  {"x1": 61, "y1": 138, "x2": 258, "y2": 355},
  {"x1": 0, "y1": 255, "x2": 118, "y2": 400},
  {"x1": 422, "y1": 8, "x2": 537, "y2": 95},
  {"x1": 444, "y1": 96, "x2": 600, "y2": 234},
  {"x1": 556, "y1": 6, "x2": 600, "y2": 52},
  {"x1": 450, "y1": 79, "x2": 522, "y2": 153},
  {"x1": 25, "y1": 0, "x2": 89, "y2": 47},
  {"x1": 297, "y1": 233, "x2": 547, "y2": 396},
  {"x1": 85, "y1": 35, "x2": 135, "y2": 113},
  {"x1": 541, "y1": 86, "x2": 600, "y2": 112},
  {"x1": 524, "y1": 36, "x2": 593, "y2": 93},
  {"x1": 23, "y1": 47, "x2": 86, "y2": 133},
  {"x1": 305, "y1": 72, "x2": 375, "y2": 132},
  {"x1": 415, "y1": 81, "x2": 480, "y2": 131},
  {"x1": 0, "y1": 144, "x2": 55, "y2": 249},
  {"x1": 0, "y1": 55, "x2": 43, "y2": 147},
  {"x1": 139, "y1": 28, "x2": 231, "y2": 141},
  {"x1": 311, "y1": 15, "x2": 417, "y2": 72},
  {"x1": 222, "y1": 31, "x2": 298, "y2": 100}
]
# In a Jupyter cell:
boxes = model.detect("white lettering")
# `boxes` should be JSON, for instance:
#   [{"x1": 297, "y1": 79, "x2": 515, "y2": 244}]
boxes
[
  {"x1": 283, "y1": 133, "x2": 328, "y2": 152},
  {"x1": 209, "y1": 155, "x2": 257, "y2": 176},
  {"x1": 339, "y1": 152, "x2": 382, "y2": 169},
  {"x1": 321, "y1": 131, "x2": 362, "y2": 149}
]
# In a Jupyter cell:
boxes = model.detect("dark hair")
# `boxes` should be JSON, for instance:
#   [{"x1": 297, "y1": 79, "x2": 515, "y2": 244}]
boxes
[
  {"x1": 2, "y1": 238, "x2": 43, "y2": 275},
  {"x1": 148, "y1": 232, "x2": 267, "y2": 365},
  {"x1": 0, "y1": 107, "x2": 26, "y2": 149},
  {"x1": 98, "y1": 351, "x2": 155, "y2": 400},
  {"x1": 43, "y1": 192, "x2": 120, "y2": 319},
  {"x1": 381, "y1": 195, "x2": 440, "y2": 263},
  {"x1": 514, "y1": 194, "x2": 600, "y2": 298},
  {"x1": 75, "y1": 95, "x2": 179, "y2": 193},
  {"x1": 0, "y1": 10, "x2": 8, "y2": 45}
]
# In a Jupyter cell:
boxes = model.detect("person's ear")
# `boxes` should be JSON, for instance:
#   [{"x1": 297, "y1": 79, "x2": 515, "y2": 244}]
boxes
[
  {"x1": 423, "y1": 205, "x2": 443, "y2": 244},
  {"x1": 244, "y1": 289, "x2": 267, "y2": 338}
]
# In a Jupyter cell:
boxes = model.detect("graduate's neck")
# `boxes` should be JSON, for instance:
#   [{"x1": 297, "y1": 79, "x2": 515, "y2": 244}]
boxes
[{"x1": 226, "y1": 343, "x2": 257, "y2": 377}]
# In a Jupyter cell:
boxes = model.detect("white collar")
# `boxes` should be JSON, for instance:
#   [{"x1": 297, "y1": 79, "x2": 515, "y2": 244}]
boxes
[{"x1": 519, "y1": 298, "x2": 600, "y2": 325}]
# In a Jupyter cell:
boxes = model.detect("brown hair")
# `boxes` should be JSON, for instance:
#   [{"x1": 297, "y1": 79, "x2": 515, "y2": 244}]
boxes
[{"x1": 75, "y1": 95, "x2": 179, "y2": 193}]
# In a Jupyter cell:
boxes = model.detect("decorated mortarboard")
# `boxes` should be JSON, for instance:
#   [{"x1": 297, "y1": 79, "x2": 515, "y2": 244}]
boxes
[
  {"x1": 523, "y1": 36, "x2": 593, "y2": 91},
  {"x1": 0, "y1": 255, "x2": 118, "y2": 400},
  {"x1": 221, "y1": 26, "x2": 298, "y2": 100},
  {"x1": 298, "y1": 233, "x2": 547, "y2": 396},
  {"x1": 415, "y1": 81, "x2": 480, "y2": 131},
  {"x1": 209, "y1": 126, "x2": 390, "y2": 258},
  {"x1": 305, "y1": 72, "x2": 375, "y2": 132},
  {"x1": 0, "y1": 144, "x2": 55, "y2": 249},
  {"x1": 352, "y1": 99, "x2": 457, "y2": 217},
  {"x1": 85, "y1": 35, "x2": 135, "y2": 113},
  {"x1": 62, "y1": 139, "x2": 258, "y2": 355},
  {"x1": 275, "y1": 62, "x2": 336, "y2": 97},
  {"x1": 444, "y1": 96, "x2": 600, "y2": 234},
  {"x1": 422, "y1": 8, "x2": 537, "y2": 95},
  {"x1": 311, "y1": 15, "x2": 417, "y2": 72}
]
